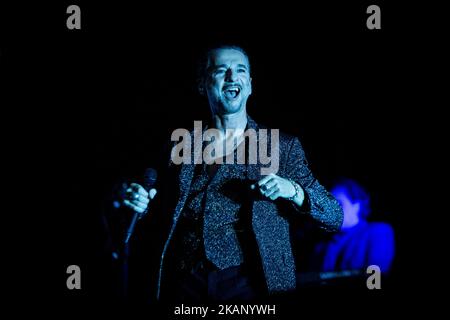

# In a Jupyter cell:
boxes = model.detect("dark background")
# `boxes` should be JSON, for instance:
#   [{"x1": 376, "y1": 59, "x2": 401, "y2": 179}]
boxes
[{"x1": 2, "y1": 0, "x2": 438, "y2": 314}]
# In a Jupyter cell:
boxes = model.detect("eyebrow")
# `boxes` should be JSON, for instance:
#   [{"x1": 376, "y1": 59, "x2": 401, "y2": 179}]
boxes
[{"x1": 212, "y1": 64, "x2": 248, "y2": 70}]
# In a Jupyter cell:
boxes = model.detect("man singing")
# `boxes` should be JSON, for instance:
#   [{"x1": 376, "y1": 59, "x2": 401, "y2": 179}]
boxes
[{"x1": 119, "y1": 45, "x2": 343, "y2": 302}]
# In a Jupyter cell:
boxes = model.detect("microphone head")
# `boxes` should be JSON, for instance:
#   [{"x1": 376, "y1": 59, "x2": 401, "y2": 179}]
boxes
[{"x1": 142, "y1": 168, "x2": 157, "y2": 191}]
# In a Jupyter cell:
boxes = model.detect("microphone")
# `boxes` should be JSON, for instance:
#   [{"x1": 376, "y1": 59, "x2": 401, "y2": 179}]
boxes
[{"x1": 124, "y1": 168, "x2": 157, "y2": 244}]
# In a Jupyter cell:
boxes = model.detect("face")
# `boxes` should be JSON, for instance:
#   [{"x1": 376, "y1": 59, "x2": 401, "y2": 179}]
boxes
[
  {"x1": 332, "y1": 187, "x2": 361, "y2": 229},
  {"x1": 203, "y1": 48, "x2": 252, "y2": 115}
]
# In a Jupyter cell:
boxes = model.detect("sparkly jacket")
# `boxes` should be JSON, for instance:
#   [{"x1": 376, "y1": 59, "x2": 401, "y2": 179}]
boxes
[{"x1": 154, "y1": 116, "x2": 343, "y2": 298}]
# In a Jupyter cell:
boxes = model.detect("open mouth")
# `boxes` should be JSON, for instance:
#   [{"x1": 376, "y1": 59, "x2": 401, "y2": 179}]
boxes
[{"x1": 223, "y1": 86, "x2": 241, "y2": 99}]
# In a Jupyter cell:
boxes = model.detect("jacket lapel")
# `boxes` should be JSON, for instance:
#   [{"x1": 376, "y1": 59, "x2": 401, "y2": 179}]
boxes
[{"x1": 172, "y1": 128, "x2": 203, "y2": 221}]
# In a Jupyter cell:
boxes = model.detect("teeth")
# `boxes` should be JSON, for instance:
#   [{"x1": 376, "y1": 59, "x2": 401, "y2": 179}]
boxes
[
  {"x1": 224, "y1": 87, "x2": 240, "y2": 99},
  {"x1": 225, "y1": 88, "x2": 239, "y2": 92}
]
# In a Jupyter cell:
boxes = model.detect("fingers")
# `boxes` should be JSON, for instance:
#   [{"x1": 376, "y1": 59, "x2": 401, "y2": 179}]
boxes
[
  {"x1": 251, "y1": 174, "x2": 288, "y2": 201},
  {"x1": 124, "y1": 198, "x2": 148, "y2": 209},
  {"x1": 126, "y1": 184, "x2": 149, "y2": 201},
  {"x1": 268, "y1": 190, "x2": 281, "y2": 201},
  {"x1": 262, "y1": 179, "x2": 277, "y2": 191},
  {"x1": 129, "y1": 183, "x2": 149, "y2": 197},
  {"x1": 256, "y1": 176, "x2": 279, "y2": 199},
  {"x1": 123, "y1": 182, "x2": 157, "y2": 214},
  {"x1": 125, "y1": 190, "x2": 149, "y2": 204},
  {"x1": 250, "y1": 174, "x2": 275, "y2": 190},
  {"x1": 265, "y1": 185, "x2": 280, "y2": 198},
  {"x1": 123, "y1": 200, "x2": 146, "y2": 213},
  {"x1": 257, "y1": 174, "x2": 275, "y2": 187},
  {"x1": 134, "y1": 199, "x2": 149, "y2": 209},
  {"x1": 260, "y1": 184, "x2": 280, "y2": 200}
]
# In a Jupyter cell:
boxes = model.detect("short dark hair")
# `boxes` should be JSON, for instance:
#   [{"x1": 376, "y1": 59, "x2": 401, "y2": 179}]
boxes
[
  {"x1": 196, "y1": 45, "x2": 251, "y2": 94},
  {"x1": 332, "y1": 178, "x2": 372, "y2": 219}
]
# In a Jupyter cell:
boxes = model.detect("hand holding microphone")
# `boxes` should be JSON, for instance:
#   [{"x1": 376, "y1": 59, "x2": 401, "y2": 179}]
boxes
[
  {"x1": 122, "y1": 168, "x2": 158, "y2": 244},
  {"x1": 123, "y1": 183, "x2": 157, "y2": 217}
]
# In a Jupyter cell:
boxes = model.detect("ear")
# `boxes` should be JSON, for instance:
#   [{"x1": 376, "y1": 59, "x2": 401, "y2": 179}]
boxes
[{"x1": 249, "y1": 77, "x2": 253, "y2": 95}]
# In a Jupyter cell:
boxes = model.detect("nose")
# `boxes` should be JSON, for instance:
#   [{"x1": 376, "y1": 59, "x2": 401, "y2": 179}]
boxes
[{"x1": 225, "y1": 68, "x2": 238, "y2": 82}]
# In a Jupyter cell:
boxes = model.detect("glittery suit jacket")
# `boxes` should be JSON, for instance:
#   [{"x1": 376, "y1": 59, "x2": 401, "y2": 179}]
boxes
[{"x1": 155, "y1": 116, "x2": 343, "y2": 298}]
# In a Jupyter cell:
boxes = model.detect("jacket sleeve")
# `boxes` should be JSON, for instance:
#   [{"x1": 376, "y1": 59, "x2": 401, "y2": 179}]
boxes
[{"x1": 284, "y1": 137, "x2": 343, "y2": 232}]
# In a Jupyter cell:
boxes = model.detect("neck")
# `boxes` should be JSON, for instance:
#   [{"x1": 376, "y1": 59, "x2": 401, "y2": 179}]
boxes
[{"x1": 211, "y1": 108, "x2": 248, "y2": 132}]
